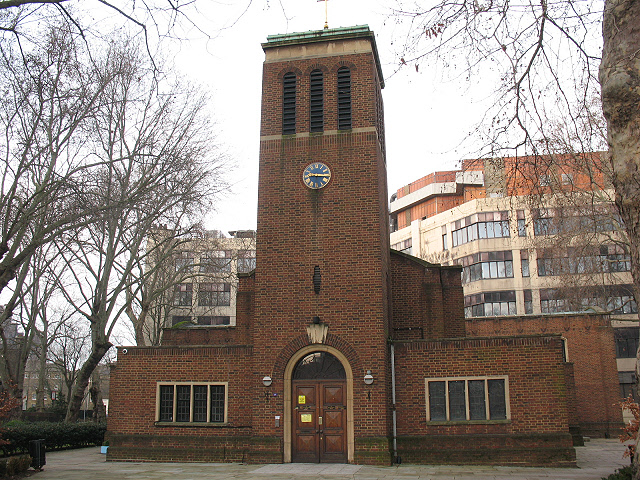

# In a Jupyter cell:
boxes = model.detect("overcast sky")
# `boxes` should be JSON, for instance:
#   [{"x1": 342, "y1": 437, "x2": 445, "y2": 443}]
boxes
[{"x1": 171, "y1": 0, "x2": 495, "y2": 233}]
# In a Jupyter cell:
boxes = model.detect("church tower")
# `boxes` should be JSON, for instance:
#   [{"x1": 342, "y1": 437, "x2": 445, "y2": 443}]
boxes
[
  {"x1": 253, "y1": 26, "x2": 391, "y2": 464},
  {"x1": 107, "y1": 25, "x2": 579, "y2": 469}
]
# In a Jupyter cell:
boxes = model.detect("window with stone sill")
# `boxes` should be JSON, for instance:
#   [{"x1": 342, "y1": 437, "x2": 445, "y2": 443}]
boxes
[
  {"x1": 156, "y1": 382, "x2": 227, "y2": 424},
  {"x1": 425, "y1": 377, "x2": 509, "y2": 422}
]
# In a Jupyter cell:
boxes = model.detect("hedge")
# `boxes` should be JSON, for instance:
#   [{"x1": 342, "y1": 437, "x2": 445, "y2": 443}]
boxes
[{"x1": 0, "y1": 421, "x2": 106, "y2": 456}]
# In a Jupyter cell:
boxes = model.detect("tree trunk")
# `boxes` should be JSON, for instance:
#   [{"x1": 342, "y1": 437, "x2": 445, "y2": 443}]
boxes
[
  {"x1": 130, "y1": 303, "x2": 149, "y2": 347},
  {"x1": 36, "y1": 337, "x2": 48, "y2": 412},
  {"x1": 64, "y1": 340, "x2": 112, "y2": 422},
  {"x1": 89, "y1": 371, "x2": 106, "y2": 423},
  {"x1": 599, "y1": 0, "x2": 640, "y2": 476}
]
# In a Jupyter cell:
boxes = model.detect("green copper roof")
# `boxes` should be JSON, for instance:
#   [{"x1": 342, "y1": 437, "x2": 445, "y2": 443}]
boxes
[
  {"x1": 262, "y1": 25, "x2": 384, "y2": 88},
  {"x1": 265, "y1": 25, "x2": 371, "y2": 44}
]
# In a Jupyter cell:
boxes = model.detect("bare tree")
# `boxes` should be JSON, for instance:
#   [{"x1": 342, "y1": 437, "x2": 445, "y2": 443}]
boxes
[
  {"x1": 0, "y1": 234, "x2": 70, "y2": 416},
  {"x1": 126, "y1": 228, "x2": 256, "y2": 346},
  {"x1": 125, "y1": 226, "x2": 205, "y2": 347},
  {"x1": 0, "y1": 0, "x2": 209, "y2": 64},
  {"x1": 53, "y1": 37, "x2": 225, "y2": 422},
  {"x1": 48, "y1": 321, "x2": 89, "y2": 405},
  {"x1": 0, "y1": 17, "x2": 124, "y2": 354},
  {"x1": 392, "y1": 0, "x2": 640, "y2": 470}
]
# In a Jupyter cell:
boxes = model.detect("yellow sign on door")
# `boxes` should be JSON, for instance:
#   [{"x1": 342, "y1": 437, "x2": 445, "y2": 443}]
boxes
[
  {"x1": 298, "y1": 395, "x2": 306, "y2": 405},
  {"x1": 300, "y1": 414, "x2": 312, "y2": 423}
]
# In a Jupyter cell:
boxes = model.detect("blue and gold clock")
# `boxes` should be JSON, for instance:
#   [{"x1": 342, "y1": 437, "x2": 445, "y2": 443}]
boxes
[{"x1": 302, "y1": 162, "x2": 332, "y2": 189}]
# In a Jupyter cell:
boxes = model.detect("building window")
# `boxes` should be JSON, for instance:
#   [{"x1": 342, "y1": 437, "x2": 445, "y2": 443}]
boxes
[
  {"x1": 620, "y1": 372, "x2": 639, "y2": 402},
  {"x1": 310, "y1": 69, "x2": 324, "y2": 132},
  {"x1": 459, "y1": 251, "x2": 513, "y2": 284},
  {"x1": 442, "y1": 226, "x2": 448, "y2": 251},
  {"x1": 426, "y1": 377, "x2": 509, "y2": 422},
  {"x1": 283, "y1": 72, "x2": 296, "y2": 135},
  {"x1": 464, "y1": 291, "x2": 517, "y2": 317},
  {"x1": 524, "y1": 289, "x2": 533, "y2": 314},
  {"x1": 533, "y1": 207, "x2": 621, "y2": 237},
  {"x1": 174, "y1": 284, "x2": 192, "y2": 306},
  {"x1": 391, "y1": 238, "x2": 412, "y2": 256},
  {"x1": 521, "y1": 250, "x2": 530, "y2": 277},
  {"x1": 561, "y1": 173, "x2": 574, "y2": 185},
  {"x1": 533, "y1": 208, "x2": 559, "y2": 236},
  {"x1": 237, "y1": 250, "x2": 256, "y2": 273},
  {"x1": 540, "y1": 297, "x2": 569, "y2": 314},
  {"x1": 601, "y1": 245, "x2": 632, "y2": 273},
  {"x1": 451, "y1": 212, "x2": 510, "y2": 248},
  {"x1": 200, "y1": 251, "x2": 232, "y2": 273},
  {"x1": 171, "y1": 315, "x2": 192, "y2": 326},
  {"x1": 541, "y1": 285, "x2": 637, "y2": 314},
  {"x1": 615, "y1": 328, "x2": 639, "y2": 358},
  {"x1": 157, "y1": 383, "x2": 227, "y2": 423},
  {"x1": 537, "y1": 245, "x2": 631, "y2": 276},
  {"x1": 606, "y1": 294, "x2": 638, "y2": 314},
  {"x1": 197, "y1": 316, "x2": 231, "y2": 326},
  {"x1": 337, "y1": 67, "x2": 351, "y2": 130},
  {"x1": 517, "y1": 210, "x2": 527, "y2": 237},
  {"x1": 198, "y1": 283, "x2": 231, "y2": 307},
  {"x1": 175, "y1": 255, "x2": 194, "y2": 273}
]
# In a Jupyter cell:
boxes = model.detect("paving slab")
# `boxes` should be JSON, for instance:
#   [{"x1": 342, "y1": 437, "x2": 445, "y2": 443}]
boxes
[{"x1": 27, "y1": 439, "x2": 630, "y2": 480}]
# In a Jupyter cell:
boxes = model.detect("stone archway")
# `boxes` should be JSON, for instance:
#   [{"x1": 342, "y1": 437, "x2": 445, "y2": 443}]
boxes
[{"x1": 283, "y1": 345, "x2": 354, "y2": 463}]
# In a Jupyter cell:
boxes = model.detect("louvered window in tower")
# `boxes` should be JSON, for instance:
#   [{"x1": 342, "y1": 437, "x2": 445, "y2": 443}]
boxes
[
  {"x1": 337, "y1": 67, "x2": 352, "y2": 130},
  {"x1": 310, "y1": 69, "x2": 324, "y2": 132},
  {"x1": 282, "y1": 72, "x2": 296, "y2": 135}
]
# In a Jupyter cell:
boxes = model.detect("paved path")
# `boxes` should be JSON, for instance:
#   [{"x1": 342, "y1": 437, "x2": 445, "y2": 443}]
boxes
[{"x1": 31, "y1": 439, "x2": 630, "y2": 480}]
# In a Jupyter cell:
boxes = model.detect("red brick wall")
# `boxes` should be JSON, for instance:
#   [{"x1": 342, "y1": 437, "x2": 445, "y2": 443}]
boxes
[
  {"x1": 466, "y1": 314, "x2": 623, "y2": 437},
  {"x1": 107, "y1": 345, "x2": 262, "y2": 462},
  {"x1": 390, "y1": 251, "x2": 466, "y2": 340},
  {"x1": 392, "y1": 335, "x2": 575, "y2": 466}
]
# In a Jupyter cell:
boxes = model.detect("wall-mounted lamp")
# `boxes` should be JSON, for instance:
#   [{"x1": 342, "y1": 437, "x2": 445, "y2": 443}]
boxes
[
  {"x1": 262, "y1": 376, "x2": 272, "y2": 387},
  {"x1": 364, "y1": 370, "x2": 374, "y2": 385}
]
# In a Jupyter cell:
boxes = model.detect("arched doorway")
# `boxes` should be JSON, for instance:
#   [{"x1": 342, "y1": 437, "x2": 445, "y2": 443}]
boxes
[{"x1": 283, "y1": 346, "x2": 354, "y2": 463}]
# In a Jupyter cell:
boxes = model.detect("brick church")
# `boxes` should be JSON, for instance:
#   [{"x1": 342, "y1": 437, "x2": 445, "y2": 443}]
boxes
[{"x1": 108, "y1": 26, "x2": 580, "y2": 466}]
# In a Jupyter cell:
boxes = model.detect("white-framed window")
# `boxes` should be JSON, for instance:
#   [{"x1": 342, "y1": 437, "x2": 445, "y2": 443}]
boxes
[
  {"x1": 156, "y1": 382, "x2": 227, "y2": 424},
  {"x1": 425, "y1": 376, "x2": 510, "y2": 422}
]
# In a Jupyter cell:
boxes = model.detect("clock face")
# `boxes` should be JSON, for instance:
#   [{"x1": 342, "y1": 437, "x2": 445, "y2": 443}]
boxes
[{"x1": 302, "y1": 162, "x2": 332, "y2": 189}]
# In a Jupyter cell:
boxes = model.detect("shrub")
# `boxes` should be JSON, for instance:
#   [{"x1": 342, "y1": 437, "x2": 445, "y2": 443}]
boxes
[
  {"x1": 0, "y1": 454, "x2": 31, "y2": 476},
  {"x1": 602, "y1": 465, "x2": 634, "y2": 480},
  {"x1": 0, "y1": 385, "x2": 20, "y2": 447},
  {"x1": 0, "y1": 421, "x2": 106, "y2": 455}
]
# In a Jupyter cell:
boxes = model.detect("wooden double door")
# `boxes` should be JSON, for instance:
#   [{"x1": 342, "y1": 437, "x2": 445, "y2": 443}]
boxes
[{"x1": 292, "y1": 380, "x2": 347, "y2": 463}]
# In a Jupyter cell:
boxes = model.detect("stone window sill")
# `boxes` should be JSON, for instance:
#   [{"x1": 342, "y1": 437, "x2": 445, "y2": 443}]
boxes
[
  {"x1": 426, "y1": 419, "x2": 511, "y2": 426},
  {"x1": 154, "y1": 422, "x2": 229, "y2": 427}
]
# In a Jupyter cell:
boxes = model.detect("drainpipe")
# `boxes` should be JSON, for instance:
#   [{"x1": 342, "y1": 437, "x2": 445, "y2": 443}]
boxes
[{"x1": 390, "y1": 342, "x2": 398, "y2": 463}]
